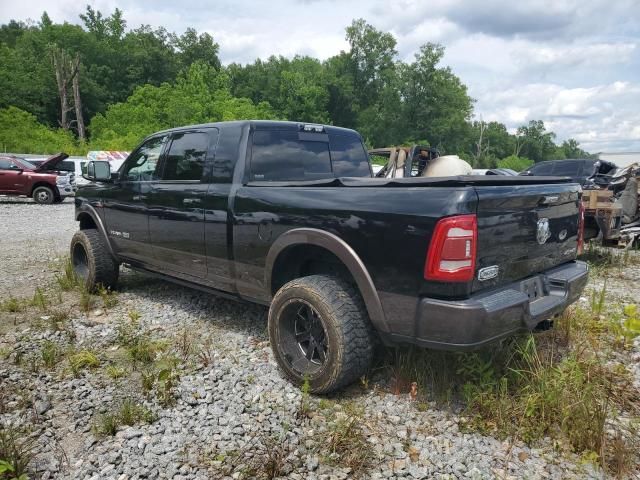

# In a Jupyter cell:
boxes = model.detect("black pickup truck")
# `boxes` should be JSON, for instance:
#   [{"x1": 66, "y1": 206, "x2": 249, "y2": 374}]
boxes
[{"x1": 72, "y1": 121, "x2": 588, "y2": 393}]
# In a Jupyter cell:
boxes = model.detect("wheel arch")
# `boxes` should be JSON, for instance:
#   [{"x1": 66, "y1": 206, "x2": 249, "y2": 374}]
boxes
[
  {"x1": 75, "y1": 204, "x2": 117, "y2": 259},
  {"x1": 30, "y1": 181, "x2": 57, "y2": 196},
  {"x1": 265, "y1": 228, "x2": 389, "y2": 333}
]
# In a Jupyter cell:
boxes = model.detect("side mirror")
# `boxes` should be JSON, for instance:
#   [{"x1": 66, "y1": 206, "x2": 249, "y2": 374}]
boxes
[{"x1": 84, "y1": 161, "x2": 112, "y2": 182}]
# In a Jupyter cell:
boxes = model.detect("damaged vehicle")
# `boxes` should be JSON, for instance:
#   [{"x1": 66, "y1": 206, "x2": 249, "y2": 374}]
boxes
[
  {"x1": 0, "y1": 153, "x2": 76, "y2": 204},
  {"x1": 72, "y1": 121, "x2": 588, "y2": 393}
]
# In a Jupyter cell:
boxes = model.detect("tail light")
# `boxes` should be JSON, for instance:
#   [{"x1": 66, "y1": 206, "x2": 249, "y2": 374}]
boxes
[
  {"x1": 577, "y1": 200, "x2": 585, "y2": 255},
  {"x1": 424, "y1": 214, "x2": 477, "y2": 282}
]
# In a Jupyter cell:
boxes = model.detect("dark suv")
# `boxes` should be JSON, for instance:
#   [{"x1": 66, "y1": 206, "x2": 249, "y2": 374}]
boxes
[{"x1": 520, "y1": 158, "x2": 616, "y2": 187}]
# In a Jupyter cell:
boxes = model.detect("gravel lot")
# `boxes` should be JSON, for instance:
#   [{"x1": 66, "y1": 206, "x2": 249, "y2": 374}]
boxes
[{"x1": 1, "y1": 199, "x2": 638, "y2": 479}]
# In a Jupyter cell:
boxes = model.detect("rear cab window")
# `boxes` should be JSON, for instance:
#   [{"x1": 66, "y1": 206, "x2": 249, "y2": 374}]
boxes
[{"x1": 250, "y1": 127, "x2": 370, "y2": 181}]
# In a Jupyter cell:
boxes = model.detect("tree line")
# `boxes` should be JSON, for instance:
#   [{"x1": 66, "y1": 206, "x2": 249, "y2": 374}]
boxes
[{"x1": 0, "y1": 7, "x2": 593, "y2": 168}]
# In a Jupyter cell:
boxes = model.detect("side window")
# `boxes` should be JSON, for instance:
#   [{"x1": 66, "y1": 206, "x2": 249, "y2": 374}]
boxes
[
  {"x1": 122, "y1": 136, "x2": 166, "y2": 181},
  {"x1": 251, "y1": 130, "x2": 332, "y2": 181},
  {"x1": 552, "y1": 161, "x2": 579, "y2": 176},
  {"x1": 531, "y1": 162, "x2": 553, "y2": 175},
  {"x1": 0, "y1": 159, "x2": 12, "y2": 170},
  {"x1": 329, "y1": 134, "x2": 371, "y2": 177},
  {"x1": 160, "y1": 131, "x2": 210, "y2": 181}
]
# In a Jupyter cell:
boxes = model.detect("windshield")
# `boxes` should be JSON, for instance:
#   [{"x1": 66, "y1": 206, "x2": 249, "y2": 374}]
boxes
[{"x1": 15, "y1": 158, "x2": 37, "y2": 170}]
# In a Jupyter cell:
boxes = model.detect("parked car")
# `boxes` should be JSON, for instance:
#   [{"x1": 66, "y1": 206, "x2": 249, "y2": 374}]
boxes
[
  {"x1": 0, "y1": 153, "x2": 76, "y2": 203},
  {"x1": 71, "y1": 121, "x2": 588, "y2": 393},
  {"x1": 520, "y1": 158, "x2": 616, "y2": 187}
]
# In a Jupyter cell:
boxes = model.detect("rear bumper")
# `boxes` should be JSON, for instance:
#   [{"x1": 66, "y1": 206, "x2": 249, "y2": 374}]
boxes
[{"x1": 385, "y1": 261, "x2": 588, "y2": 350}]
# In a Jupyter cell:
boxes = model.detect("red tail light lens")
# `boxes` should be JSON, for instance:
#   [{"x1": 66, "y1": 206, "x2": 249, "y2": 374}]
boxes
[
  {"x1": 424, "y1": 214, "x2": 477, "y2": 282},
  {"x1": 577, "y1": 199, "x2": 585, "y2": 255}
]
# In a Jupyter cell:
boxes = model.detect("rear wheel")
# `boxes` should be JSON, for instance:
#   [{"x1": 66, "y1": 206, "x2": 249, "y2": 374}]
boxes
[
  {"x1": 32, "y1": 186, "x2": 54, "y2": 204},
  {"x1": 268, "y1": 275, "x2": 374, "y2": 393},
  {"x1": 70, "y1": 229, "x2": 119, "y2": 292}
]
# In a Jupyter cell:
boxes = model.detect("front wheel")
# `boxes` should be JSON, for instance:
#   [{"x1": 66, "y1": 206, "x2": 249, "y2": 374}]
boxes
[
  {"x1": 70, "y1": 229, "x2": 119, "y2": 292},
  {"x1": 32, "y1": 186, "x2": 54, "y2": 204},
  {"x1": 268, "y1": 275, "x2": 374, "y2": 393}
]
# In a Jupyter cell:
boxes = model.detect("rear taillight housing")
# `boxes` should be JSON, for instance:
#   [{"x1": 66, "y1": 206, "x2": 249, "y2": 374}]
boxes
[
  {"x1": 424, "y1": 214, "x2": 477, "y2": 282},
  {"x1": 577, "y1": 200, "x2": 585, "y2": 255}
]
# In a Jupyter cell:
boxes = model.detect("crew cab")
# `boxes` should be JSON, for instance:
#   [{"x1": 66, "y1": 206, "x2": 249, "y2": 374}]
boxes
[
  {"x1": 0, "y1": 153, "x2": 76, "y2": 203},
  {"x1": 71, "y1": 121, "x2": 588, "y2": 393}
]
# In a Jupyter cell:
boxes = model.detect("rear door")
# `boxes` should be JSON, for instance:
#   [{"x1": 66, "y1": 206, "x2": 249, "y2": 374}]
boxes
[
  {"x1": 472, "y1": 182, "x2": 581, "y2": 293},
  {"x1": 146, "y1": 128, "x2": 216, "y2": 278}
]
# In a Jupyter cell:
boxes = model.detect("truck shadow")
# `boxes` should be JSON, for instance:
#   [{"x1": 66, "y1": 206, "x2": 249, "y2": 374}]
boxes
[{"x1": 117, "y1": 268, "x2": 269, "y2": 339}]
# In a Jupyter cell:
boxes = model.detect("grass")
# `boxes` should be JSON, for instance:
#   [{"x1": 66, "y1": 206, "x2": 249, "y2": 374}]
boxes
[
  {"x1": 68, "y1": 350, "x2": 100, "y2": 375},
  {"x1": 321, "y1": 402, "x2": 374, "y2": 475},
  {"x1": 40, "y1": 341, "x2": 61, "y2": 370},
  {"x1": 0, "y1": 426, "x2": 35, "y2": 480},
  {"x1": 0, "y1": 297, "x2": 25, "y2": 313},
  {"x1": 29, "y1": 288, "x2": 47, "y2": 311},
  {"x1": 207, "y1": 430, "x2": 294, "y2": 479},
  {"x1": 95, "y1": 398, "x2": 155, "y2": 436},
  {"x1": 105, "y1": 365, "x2": 127, "y2": 380},
  {"x1": 55, "y1": 257, "x2": 79, "y2": 291},
  {"x1": 389, "y1": 289, "x2": 640, "y2": 475},
  {"x1": 98, "y1": 285, "x2": 117, "y2": 309}
]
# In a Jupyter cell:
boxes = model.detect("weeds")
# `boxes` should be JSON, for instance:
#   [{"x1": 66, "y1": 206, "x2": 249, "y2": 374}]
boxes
[
  {"x1": 68, "y1": 350, "x2": 100, "y2": 375},
  {"x1": 55, "y1": 257, "x2": 78, "y2": 291},
  {"x1": 78, "y1": 286, "x2": 92, "y2": 314},
  {"x1": 0, "y1": 297, "x2": 25, "y2": 313},
  {"x1": 105, "y1": 365, "x2": 126, "y2": 380},
  {"x1": 95, "y1": 398, "x2": 155, "y2": 436},
  {"x1": 297, "y1": 376, "x2": 311, "y2": 419},
  {"x1": 29, "y1": 288, "x2": 47, "y2": 311},
  {"x1": 0, "y1": 426, "x2": 35, "y2": 480},
  {"x1": 322, "y1": 402, "x2": 374, "y2": 475},
  {"x1": 175, "y1": 328, "x2": 193, "y2": 362},
  {"x1": 97, "y1": 286, "x2": 117, "y2": 309},
  {"x1": 388, "y1": 291, "x2": 640, "y2": 475},
  {"x1": 207, "y1": 430, "x2": 293, "y2": 479},
  {"x1": 40, "y1": 341, "x2": 61, "y2": 370}
]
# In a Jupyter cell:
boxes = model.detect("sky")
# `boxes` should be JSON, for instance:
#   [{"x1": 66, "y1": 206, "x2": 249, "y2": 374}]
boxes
[{"x1": 2, "y1": 0, "x2": 640, "y2": 153}]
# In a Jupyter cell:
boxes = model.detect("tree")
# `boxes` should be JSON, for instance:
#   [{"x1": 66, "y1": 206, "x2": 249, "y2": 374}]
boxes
[
  {"x1": 89, "y1": 62, "x2": 276, "y2": 149},
  {"x1": 497, "y1": 155, "x2": 533, "y2": 172},
  {"x1": 517, "y1": 120, "x2": 556, "y2": 163},
  {"x1": 50, "y1": 45, "x2": 81, "y2": 131},
  {"x1": 345, "y1": 19, "x2": 397, "y2": 111},
  {"x1": 0, "y1": 106, "x2": 81, "y2": 154},
  {"x1": 175, "y1": 28, "x2": 220, "y2": 70}
]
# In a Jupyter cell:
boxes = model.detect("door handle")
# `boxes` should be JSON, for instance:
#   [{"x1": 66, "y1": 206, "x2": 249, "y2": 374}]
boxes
[
  {"x1": 183, "y1": 198, "x2": 201, "y2": 205},
  {"x1": 132, "y1": 194, "x2": 147, "y2": 201}
]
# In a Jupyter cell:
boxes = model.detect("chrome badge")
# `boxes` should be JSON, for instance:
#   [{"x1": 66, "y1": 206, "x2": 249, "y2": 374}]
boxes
[
  {"x1": 478, "y1": 265, "x2": 499, "y2": 281},
  {"x1": 536, "y1": 218, "x2": 551, "y2": 245}
]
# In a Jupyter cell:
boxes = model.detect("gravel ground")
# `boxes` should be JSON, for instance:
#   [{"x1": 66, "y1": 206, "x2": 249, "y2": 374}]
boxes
[
  {"x1": 2, "y1": 200, "x2": 638, "y2": 479},
  {"x1": 0, "y1": 197, "x2": 77, "y2": 296}
]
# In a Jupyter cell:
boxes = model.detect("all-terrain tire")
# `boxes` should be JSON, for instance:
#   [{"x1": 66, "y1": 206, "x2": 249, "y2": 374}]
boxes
[
  {"x1": 70, "y1": 229, "x2": 119, "y2": 292},
  {"x1": 32, "y1": 186, "x2": 55, "y2": 204},
  {"x1": 268, "y1": 274, "x2": 374, "y2": 394}
]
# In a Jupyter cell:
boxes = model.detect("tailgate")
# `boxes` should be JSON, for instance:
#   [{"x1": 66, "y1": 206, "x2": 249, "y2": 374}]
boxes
[{"x1": 472, "y1": 183, "x2": 582, "y2": 293}]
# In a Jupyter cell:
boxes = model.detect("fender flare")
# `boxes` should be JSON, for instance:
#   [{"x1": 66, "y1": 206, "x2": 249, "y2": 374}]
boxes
[
  {"x1": 265, "y1": 228, "x2": 389, "y2": 333},
  {"x1": 75, "y1": 203, "x2": 117, "y2": 259}
]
